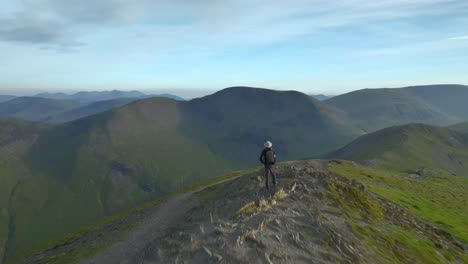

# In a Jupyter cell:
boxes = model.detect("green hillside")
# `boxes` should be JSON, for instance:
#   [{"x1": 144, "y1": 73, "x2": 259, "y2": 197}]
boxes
[
  {"x1": 329, "y1": 123, "x2": 468, "y2": 177},
  {"x1": 405, "y1": 84, "x2": 468, "y2": 120},
  {"x1": 327, "y1": 122, "x2": 468, "y2": 249},
  {"x1": 0, "y1": 120, "x2": 48, "y2": 262},
  {"x1": 0, "y1": 87, "x2": 363, "y2": 262},
  {"x1": 0, "y1": 97, "x2": 80, "y2": 122},
  {"x1": 182, "y1": 87, "x2": 362, "y2": 163},
  {"x1": 330, "y1": 161, "x2": 468, "y2": 246},
  {"x1": 327, "y1": 85, "x2": 468, "y2": 132}
]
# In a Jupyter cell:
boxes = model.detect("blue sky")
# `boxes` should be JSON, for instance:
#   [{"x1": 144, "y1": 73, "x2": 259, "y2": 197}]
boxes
[{"x1": 0, "y1": 0, "x2": 467, "y2": 98}]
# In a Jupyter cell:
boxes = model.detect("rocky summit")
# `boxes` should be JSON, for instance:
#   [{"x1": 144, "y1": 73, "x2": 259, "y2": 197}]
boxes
[{"x1": 22, "y1": 161, "x2": 467, "y2": 264}]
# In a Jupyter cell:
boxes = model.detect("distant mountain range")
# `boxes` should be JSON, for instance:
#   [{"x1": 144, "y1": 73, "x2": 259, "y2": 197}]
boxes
[
  {"x1": 0, "y1": 97, "x2": 80, "y2": 122},
  {"x1": 1, "y1": 84, "x2": 468, "y2": 262},
  {"x1": 0, "y1": 95, "x2": 16, "y2": 103},
  {"x1": 35, "y1": 90, "x2": 185, "y2": 103},
  {"x1": 310, "y1": 94, "x2": 332, "y2": 101},
  {"x1": 0, "y1": 91, "x2": 185, "y2": 123}
]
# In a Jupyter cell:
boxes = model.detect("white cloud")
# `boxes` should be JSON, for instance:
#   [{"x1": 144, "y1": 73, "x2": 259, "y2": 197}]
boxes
[
  {"x1": 1, "y1": 0, "x2": 467, "y2": 49},
  {"x1": 449, "y1": 35, "x2": 468, "y2": 40}
]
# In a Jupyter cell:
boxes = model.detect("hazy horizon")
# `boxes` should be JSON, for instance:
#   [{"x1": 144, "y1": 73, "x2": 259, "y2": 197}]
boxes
[
  {"x1": 2, "y1": 83, "x2": 468, "y2": 99},
  {"x1": 1, "y1": 1, "x2": 468, "y2": 97}
]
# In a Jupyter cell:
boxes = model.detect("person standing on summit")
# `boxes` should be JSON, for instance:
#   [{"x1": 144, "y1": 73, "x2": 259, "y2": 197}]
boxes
[{"x1": 259, "y1": 141, "x2": 277, "y2": 190}]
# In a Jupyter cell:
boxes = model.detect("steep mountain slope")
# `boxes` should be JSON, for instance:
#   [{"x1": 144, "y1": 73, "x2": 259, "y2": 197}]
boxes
[
  {"x1": 0, "y1": 96, "x2": 15, "y2": 103},
  {"x1": 183, "y1": 87, "x2": 362, "y2": 163},
  {"x1": 20, "y1": 161, "x2": 468, "y2": 264},
  {"x1": 46, "y1": 98, "x2": 137, "y2": 123},
  {"x1": 329, "y1": 123, "x2": 468, "y2": 177},
  {"x1": 405, "y1": 84, "x2": 468, "y2": 120},
  {"x1": 2, "y1": 98, "x2": 230, "y2": 262},
  {"x1": 0, "y1": 97, "x2": 80, "y2": 122},
  {"x1": 0, "y1": 87, "x2": 364, "y2": 262},
  {"x1": 327, "y1": 84, "x2": 468, "y2": 132},
  {"x1": 0, "y1": 120, "x2": 48, "y2": 262}
]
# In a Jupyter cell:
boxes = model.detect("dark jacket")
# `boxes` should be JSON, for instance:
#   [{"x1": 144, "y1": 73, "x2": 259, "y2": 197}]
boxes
[{"x1": 259, "y1": 148, "x2": 276, "y2": 165}]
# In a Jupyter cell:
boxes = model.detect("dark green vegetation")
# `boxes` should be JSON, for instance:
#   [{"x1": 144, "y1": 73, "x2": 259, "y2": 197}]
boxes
[
  {"x1": 330, "y1": 123, "x2": 468, "y2": 177},
  {"x1": 327, "y1": 84, "x2": 468, "y2": 132},
  {"x1": 0, "y1": 120, "x2": 48, "y2": 262},
  {"x1": 183, "y1": 87, "x2": 362, "y2": 163},
  {"x1": 0, "y1": 87, "x2": 364, "y2": 262}
]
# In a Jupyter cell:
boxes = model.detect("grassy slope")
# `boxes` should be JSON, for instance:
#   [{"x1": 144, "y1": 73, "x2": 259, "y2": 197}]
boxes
[
  {"x1": 8, "y1": 166, "x2": 261, "y2": 264},
  {"x1": 405, "y1": 84, "x2": 468, "y2": 120},
  {"x1": 1, "y1": 87, "x2": 363, "y2": 261},
  {"x1": 330, "y1": 123, "x2": 468, "y2": 177},
  {"x1": 330, "y1": 161, "x2": 468, "y2": 245},
  {"x1": 327, "y1": 122, "x2": 468, "y2": 260},
  {"x1": 0, "y1": 97, "x2": 80, "y2": 122},
  {"x1": 327, "y1": 85, "x2": 466, "y2": 132},
  {"x1": 0, "y1": 120, "x2": 47, "y2": 262},
  {"x1": 4, "y1": 98, "x2": 232, "y2": 261},
  {"x1": 183, "y1": 87, "x2": 363, "y2": 164}
]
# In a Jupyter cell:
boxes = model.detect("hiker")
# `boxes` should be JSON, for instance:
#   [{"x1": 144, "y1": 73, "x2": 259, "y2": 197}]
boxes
[{"x1": 259, "y1": 141, "x2": 277, "y2": 190}]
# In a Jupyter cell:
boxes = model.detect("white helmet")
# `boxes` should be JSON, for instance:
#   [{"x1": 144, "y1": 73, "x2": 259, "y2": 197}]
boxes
[{"x1": 264, "y1": 141, "x2": 273, "y2": 148}]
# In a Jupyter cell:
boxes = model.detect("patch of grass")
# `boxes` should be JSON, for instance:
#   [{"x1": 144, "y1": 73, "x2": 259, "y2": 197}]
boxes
[
  {"x1": 327, "y1": 173, "x2": 385, "y2": 221},
  {"x1": 330, "y1": 161, "x2": 468, "y2": 243},
  {"x1": 348, "y1": 221, "x2": 468, "y2": 264}
]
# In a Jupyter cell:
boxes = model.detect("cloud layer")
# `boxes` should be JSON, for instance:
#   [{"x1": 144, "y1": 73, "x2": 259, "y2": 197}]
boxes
[
  {"x1": 0, "y1": 0, "x2": 467, "y2": 94},
  {"x1": 2, "y1": 0, "x2": 467, "y2": 48}
]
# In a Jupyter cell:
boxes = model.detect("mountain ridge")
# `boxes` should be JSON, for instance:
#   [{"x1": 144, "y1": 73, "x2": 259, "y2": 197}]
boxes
[
  {"x1": 327, "y1": 84, "x2": 468, "y2": 132},
  {"x1": 328, "y1": 123, "x2": 468, "y2": 177},
  {"x1": 17, "y1": 161, "x2": 468, "y2": 264}
]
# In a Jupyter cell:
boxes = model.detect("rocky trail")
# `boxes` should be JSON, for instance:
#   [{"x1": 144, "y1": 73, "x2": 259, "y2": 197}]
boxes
[{"x1": 22, "y1": 161, "x2": 467, "y2": 264}]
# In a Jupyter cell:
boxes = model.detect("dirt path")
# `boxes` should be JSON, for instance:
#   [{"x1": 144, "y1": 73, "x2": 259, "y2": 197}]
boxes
[{"x1": 80, "y1": 192, "x2": 198, "y2": 264}]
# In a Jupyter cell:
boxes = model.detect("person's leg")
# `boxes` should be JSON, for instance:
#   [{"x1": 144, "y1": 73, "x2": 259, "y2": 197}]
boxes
[
  {"x1": 264, "y1": 165, "x2": 270, "y2": 190},
  {"x1": 269, "y1": 166, "x2": 277, "y2": 187}
]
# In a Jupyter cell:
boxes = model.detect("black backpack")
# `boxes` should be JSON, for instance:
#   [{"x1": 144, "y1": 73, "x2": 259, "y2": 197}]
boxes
[{"x1": 265, "y1": 149, "x2": 276, "y2": 164}]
